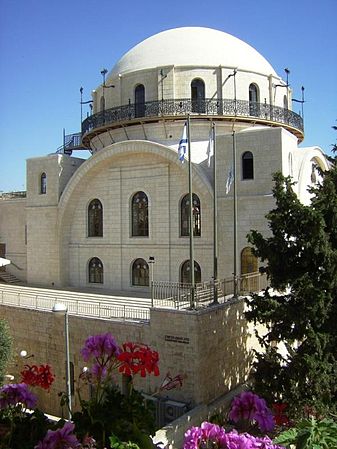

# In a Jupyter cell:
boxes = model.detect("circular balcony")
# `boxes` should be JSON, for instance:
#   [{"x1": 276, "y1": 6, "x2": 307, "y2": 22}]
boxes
[{"x1": 81, "y1": 98, "x2": 304, "y2": 148}]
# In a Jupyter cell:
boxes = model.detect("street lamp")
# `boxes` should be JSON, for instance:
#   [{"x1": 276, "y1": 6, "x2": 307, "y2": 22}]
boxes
[
  {"x1": 52, "y1": 303, "x2": 72, "y2": 420},
  {"x1": 148, "y1": 256, "x2": 155, "y2": 307}
]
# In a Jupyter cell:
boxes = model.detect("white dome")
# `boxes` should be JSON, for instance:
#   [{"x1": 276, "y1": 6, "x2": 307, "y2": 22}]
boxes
[{"x1": 109, "y1": 27, "x2": 277, "y2": 77}]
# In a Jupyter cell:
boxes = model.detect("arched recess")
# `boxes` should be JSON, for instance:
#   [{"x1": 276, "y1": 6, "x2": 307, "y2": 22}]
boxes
[
  {"x1": 135, "y1": 84, "x2": 145, "y2": 118},
  {"x1": 241, "y1": 247, "x2": 258, "y2": 275},
  {"x1": 88, "y1": 257, "x2": 104, "y2": 283},
  {"x1": 57, "y1": 141, "x2": 213, "y2": 286},
  {"x1": 191, "y1": 78, "x2": 205, "y2": 113},
  {"x1": 241, "y1": 247, "x2": 259, "y2": 292},
  {"x1": 132, "y1": 258, "x2": 149, "y2": 286},
  {"x1": 180, "y1": 193, "x2": 201, "y2": 237},
  {"x1": 242, "y1": 151, "x2": 254, "y2": 180},
  {"x1": 88, "y1": 199, "x2": 103, "y2": 237},
  {"x1": 131, "y1": 191, "x2": 149, "y2": 237},
  {"x1": 180, "y1": 260, "x2": 201, "y2": 284},
  {"x1": 249, "y1": 83, "x2": 259, "y2": 116},
  {"x1": 40, "y1": 172, "x2": 47, "y2": 194}
]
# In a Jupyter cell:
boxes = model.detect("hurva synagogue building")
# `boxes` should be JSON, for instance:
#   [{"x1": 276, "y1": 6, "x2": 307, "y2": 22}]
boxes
[
  {"x1": 0, "y1": 27, "x2": 328, "y2": 290},
  {"x1": 0, "y1": 27, "x2": 329, "y2": 425}
]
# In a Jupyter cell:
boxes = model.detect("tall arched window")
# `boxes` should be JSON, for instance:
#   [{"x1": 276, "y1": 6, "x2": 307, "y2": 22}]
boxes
[
  {"x1": 40, "y1": 172, "x2": 47, "y2": 194},
  {"x1": 135, "y1": 84, "x2": 145, "y2": 118},
  {"x1": 241, "y1": 247, "x2": 258, "y2": 275},
  {"x1": 191, "y1": 78, "x2": 205, "y2": 113},
  {"x1": 180, "y1": 193, "x2": 201, "y2": 237},
  {"x1": 88, "y1": 199, "x2": 103, "y2": 237},
  {"x1": 88, "y1": 257, "x2": 104, "y2": 284},
  {"x1": 100, "y1": 95, "x2": 105, "y2": 112},
  {"x1": 132, "y1": 191, "x2": 148, "y2": 237},
  {"x1": 132, "y1": 258, "x2": 149, "y2": 286},
  {"x1": 283, "y1": 95, "x2": 288, "y2": 110},
  {"x1": 180, "y1": 260, "x2": 201, "y2": 284},
  {"x1": 249, "y1": 83, "x2": 259, "y2": 116},
  {"x1": 242, "y1": 151, "x2": 254, "y2": 180}
]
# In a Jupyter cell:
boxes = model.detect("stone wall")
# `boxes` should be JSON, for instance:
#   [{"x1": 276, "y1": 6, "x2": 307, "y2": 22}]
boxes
[{"x1": 1, "y1": 297, "x2": 255, "y2": 418}]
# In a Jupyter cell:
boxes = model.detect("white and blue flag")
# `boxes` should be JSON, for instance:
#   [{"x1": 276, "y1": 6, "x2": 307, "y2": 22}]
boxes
[
  {"x1": 206, "y1": 127, "x2": 214, "y2": 167},
  {"x1": 178, "y1": 122, "x2": 188, "y2": 163},
  {"x1": 225, "y1": 166, "x2": 234, "y2": 194}
]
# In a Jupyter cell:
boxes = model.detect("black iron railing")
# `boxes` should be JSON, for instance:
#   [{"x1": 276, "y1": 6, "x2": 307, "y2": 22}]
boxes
[{"x1": 82, "y1": 98, "x2": 304, "y2": 137}]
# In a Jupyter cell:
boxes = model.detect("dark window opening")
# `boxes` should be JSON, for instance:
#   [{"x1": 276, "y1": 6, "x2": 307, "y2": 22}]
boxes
[
  {"x1": 135, "y1": 84, "x2": 145, "y2": 118},
  {"x1": 132, "y1": 258, "x2": 149, "y2": 286},
  {"x1": 242, "y1": 151, "x2": 254, "y2": 180},
  {"x1": 180, "y1": 193, "x2": 201, "y2": 237},
  {"x1": 132, "y1": 191, "x2": 148, "y2": 237},
  {"x1": 88, "y1": 199, "x2": 103, "y2": 237},
  {"x1": 88, "y1": 257, "x2": 104, "y2": 283},
  {"x1": 191, "y1": 79, "x2": 205, "y2": 113},
  {"x1": 180, "y1": 260, "x2": 201, "y2": 284}
]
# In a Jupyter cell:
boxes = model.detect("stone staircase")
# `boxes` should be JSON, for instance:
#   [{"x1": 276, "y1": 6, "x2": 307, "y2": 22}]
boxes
[{"x1": 0, "y1": 271, "x2": 24, "y2": 285}]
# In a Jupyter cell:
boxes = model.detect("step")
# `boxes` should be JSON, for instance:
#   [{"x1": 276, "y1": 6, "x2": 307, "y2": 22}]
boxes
[{"x1": 0, "y1": 272, "x2": 24, "y2": 285}]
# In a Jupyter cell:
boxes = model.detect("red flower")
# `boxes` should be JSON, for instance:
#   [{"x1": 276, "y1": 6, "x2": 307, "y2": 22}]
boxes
[
  {"x1": 20, "y1": 364, "x2": 55, "y2": 391},
  {"x1": 118, "y1": 342, "x2": 160, "y2": 378},
  {"x1": 159, "y1": 372, "x2": 184, "y2": 391},
  {"x1": 272, "y1": 402, "x2": 290, "y2": 426}
]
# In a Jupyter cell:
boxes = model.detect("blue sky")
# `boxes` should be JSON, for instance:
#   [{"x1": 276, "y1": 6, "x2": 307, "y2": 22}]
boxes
[{"x1": 1, "y1": 0, "x2": 336, "y2": 192}]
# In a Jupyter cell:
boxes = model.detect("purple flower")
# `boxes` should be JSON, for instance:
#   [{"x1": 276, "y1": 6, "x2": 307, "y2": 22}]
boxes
[
  {"x1": 35, "y1": 421, "x2": 80, "y2": 449},
  {"x1": 229, "y1": 391, "x2": 258, "y2": 422},
  {"x1": 0, "y1": 383, "x2": 37, "y2": 409},
  {"x1": 254, "y1": 397, "x2": 275, "y2": 433},
  {"x1": 229, "y1": 391, "x2": 275, "y2": 433},
  {"x1": 81, "y1": 333, "x2": 120, "y2": 361},
  {"x1": 91, "y1": 363, "x2": 107, "y2": 380},
  {"x1": 184, "y1": 426, "x2": 202, "y2": 449},
  {"x1": 183, "y1": 422, "x2": 226, "y2": 449},
  {"x1": 184, "y1": 425, "x2": 286, "y2": 449}
]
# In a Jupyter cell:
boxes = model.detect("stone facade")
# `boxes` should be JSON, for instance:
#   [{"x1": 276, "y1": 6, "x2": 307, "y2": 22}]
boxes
[{"x1": 1, "y1": 297, "x2": 256, "y2": 417}]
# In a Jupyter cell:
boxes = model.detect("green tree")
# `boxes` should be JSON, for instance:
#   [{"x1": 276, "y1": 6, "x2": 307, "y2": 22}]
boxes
[
  {"x1": 0, "y1": 318, "x2": 12, "y2": 384},
  {"x1": 245, "y1": 134, "x2": 337, "y2": 417}
]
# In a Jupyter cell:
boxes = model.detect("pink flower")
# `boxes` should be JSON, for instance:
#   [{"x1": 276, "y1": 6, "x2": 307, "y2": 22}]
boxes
[{"x1": 35, "y1": 422, "x2": 80, "y2": 449}]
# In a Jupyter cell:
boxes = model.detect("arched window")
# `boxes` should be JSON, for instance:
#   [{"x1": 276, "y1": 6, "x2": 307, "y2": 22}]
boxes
[
  {"x1": 249, "y1": 83, "x2": 259, "y2": 116},
  {"x1": 135, "y1": 84, "x2": 145, "y2": 118},
  {"x1": 180, "y1": 260, "x2": 201, "y2": 284},
  {"x1": 88, "y1": 257, "x2": 104, "y2": 284},
  {"x1": 40, "y1": 172, "x2": 47, "y2": 194},
  {"x1": 191, "y1": 78, "x2": 205, "y2": 113},
  {"x1": 283, "y1": 95, "x2": 288, "y2": 110},
  {"x1": 241, "y1": 247, "x2": 258, "y2": 292},
  {"x1": 132, "y1": 191, "x2": 148, "y2": 237},
  {"x1": 242, "y1": 151, "x2": 254, "y2": 180},
  {"x1": 88, "y1": 199, "x2": 103, "y2": 237},
  {"x1": 180, "y1": 193, "x2": 201, "y2": 237},
  {"x1": 132, "y1": 258, "x2": 149, "y2": 286},
  {"x1": 241, "y1": 247, "x2": 258, "y2": 275},
  {"x1": 100, "y1": 95, "x2": 105, "y2": 112}
]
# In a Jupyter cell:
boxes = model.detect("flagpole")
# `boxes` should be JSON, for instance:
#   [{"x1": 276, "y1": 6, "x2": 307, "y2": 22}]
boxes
[
  {"x1": 212, "y1": 122, "x2": 218, "y2": 303},
  {"x1": 187, "y1": 114, "x2": 195, "y2": 307},
  {"x1": 232, "y1": 129, "x2": 238, "y2": 297}
]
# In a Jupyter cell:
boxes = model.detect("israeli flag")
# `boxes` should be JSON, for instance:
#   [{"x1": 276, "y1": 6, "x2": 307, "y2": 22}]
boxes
[
  {"x1": 178, "y1": 122, "x2": 188, "y2": 163},
  {"x1": 225, "y1": 166, "x2": 234, "y2": 194},
  {"x1": 206, "y1": 127, "x2": 214, "y2": 167}
]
